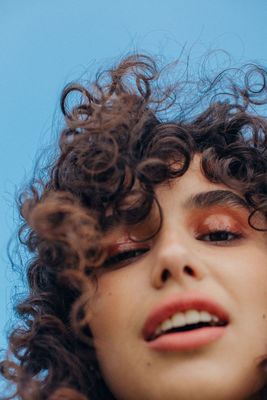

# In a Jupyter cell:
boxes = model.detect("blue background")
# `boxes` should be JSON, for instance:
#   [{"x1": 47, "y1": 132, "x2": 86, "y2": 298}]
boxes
[{"x1": 1, "y1": 0, "x2": 267, "y2": 391}]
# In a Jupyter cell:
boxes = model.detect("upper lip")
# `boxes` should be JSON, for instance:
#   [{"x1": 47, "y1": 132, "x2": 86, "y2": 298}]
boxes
[{"x1": 142, "y1": 292, "x2": 229, "y2": 341}]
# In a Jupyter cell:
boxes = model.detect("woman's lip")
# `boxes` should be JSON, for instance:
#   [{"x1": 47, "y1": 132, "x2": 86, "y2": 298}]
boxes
[
  {"x1": 142, "y1": 292, "x2": 229, "y2": 342},
  {"x1": 147, "y1": 326, "x2": 227, "y2": 351}
]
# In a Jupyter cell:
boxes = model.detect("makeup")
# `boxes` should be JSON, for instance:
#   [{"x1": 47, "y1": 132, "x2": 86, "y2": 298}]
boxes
[{"x1": 143, "y1": 292, "x2": 229, "y2": 351}]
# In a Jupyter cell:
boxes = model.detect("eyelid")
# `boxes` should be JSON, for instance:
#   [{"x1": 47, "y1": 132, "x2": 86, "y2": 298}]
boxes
[
  {"x1": 190, "y1": 207, "x2": 251, "y2": 241},
  {"x1": 107, "y1": 240, "x2": 143, "y2": 255},
  {"x1": 103, "y1": 242, "x2": 150, "y2": 268},
  {"x1": 192, "y1": 208, "x2": 248, "y2": 232}
]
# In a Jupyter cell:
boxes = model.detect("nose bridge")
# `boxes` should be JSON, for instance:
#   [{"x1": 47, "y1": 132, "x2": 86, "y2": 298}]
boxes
[
  {"x1": 151, "y1": 227, "x2": 204, "y2": 288},
  {"x1": 158, "y1": 232, "x2": 190, "y2": 270}
]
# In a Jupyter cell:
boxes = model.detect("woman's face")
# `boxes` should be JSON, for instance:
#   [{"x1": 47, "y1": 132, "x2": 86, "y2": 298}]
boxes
[{"x1": 87, "y1": 157, "x2": 267, "y2": 400}]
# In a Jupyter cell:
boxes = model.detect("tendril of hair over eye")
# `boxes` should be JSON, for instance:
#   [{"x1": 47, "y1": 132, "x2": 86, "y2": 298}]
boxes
[{"x1": 1, "y1": 54, "x2": 267, "y2": 400}]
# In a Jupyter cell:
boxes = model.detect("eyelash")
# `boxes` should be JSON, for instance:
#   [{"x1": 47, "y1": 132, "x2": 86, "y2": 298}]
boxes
[
  {"x1": 102, "y1": 248, "x2": 149, "y2": 269},
  {"x1": 197, "y1": 229, "x2": 243, "y2": 244},
  {"x1": 103, "y1": 229, "x2": 243, "y2": 268}
]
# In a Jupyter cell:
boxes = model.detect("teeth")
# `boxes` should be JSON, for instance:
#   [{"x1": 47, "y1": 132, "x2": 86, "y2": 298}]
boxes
[
  {"x1": 171, "y1": 312, "x2": 186, "y2": 327},
  {"x1": 185, "y1": 309, "x2": 200, "y2": 325},
  {"x1": 161, "y1": 319, "x2": 173, "y2": 332},
  {"x1": 154, "y1": 309, "x2": 220, "y2": 337},
  {"x1": 199, "y1": 311, "x2": 212, "y2": 323}
]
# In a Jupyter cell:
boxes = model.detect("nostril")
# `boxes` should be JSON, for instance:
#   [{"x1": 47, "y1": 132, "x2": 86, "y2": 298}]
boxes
[
  {"x1": 184, "y1": 265, "x2": 195, "y2": 276},
  {"x1": 161, "y1": 269, "x2": 170, "y2": 282}
]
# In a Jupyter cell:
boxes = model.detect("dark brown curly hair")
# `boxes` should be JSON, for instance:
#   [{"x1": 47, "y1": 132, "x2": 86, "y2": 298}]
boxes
[{"x1": 1, "y1": 54, "x2": 267, "y2": 399}]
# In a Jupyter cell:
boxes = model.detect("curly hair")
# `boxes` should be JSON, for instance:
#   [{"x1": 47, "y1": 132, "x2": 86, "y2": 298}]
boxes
[{"x1": 1, "y1": 54, "x2": 267, "y2": 400}]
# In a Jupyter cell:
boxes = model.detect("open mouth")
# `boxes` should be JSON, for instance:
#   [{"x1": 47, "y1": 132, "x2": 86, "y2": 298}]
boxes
[
  {"x1": 147, "y1": 319, "x2": 228, "y2": 342},
  {"x1": 143, "y1": 295, "x2": 230, "y2": 350}
]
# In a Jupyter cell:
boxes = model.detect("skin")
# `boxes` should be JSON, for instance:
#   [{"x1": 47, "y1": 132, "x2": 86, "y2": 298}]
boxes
[{"x1": 87, "y1": 157, "x2": 267, "y2": 400}]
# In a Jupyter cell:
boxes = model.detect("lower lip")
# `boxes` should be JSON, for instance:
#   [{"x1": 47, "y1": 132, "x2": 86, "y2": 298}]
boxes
[{"x1": 147, "y1": 327, "x2": 227, "y2": 351}]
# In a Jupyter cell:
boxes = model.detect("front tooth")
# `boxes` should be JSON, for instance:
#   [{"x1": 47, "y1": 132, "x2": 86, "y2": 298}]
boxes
[
  {"x1": 171, "y1": 312, "x2": 186, "y2": 328},
  {"x1": 161, "y1": 318, "x2": 173, "y2": 332},
  {"x1": 199, "y1": 311, "x2": 212, "y2": 322},
  {"x1": 185, "y1": 310, "x2": 200, "y2": 325}
]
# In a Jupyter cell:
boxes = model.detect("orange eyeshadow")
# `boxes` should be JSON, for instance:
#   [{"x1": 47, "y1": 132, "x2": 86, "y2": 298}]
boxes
[{"x1": 188, "y1": 206, "x2": 250, "y2": 235}]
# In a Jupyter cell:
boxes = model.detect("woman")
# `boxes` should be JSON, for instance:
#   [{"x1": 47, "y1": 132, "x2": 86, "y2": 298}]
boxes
[{"x1": 1, "y1": 54, "x2": 267, "y2": 399}]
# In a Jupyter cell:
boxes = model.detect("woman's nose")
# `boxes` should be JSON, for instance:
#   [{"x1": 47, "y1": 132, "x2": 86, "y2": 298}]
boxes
[{"x1": 150, "y1": 236, "x2": 206, "y2": 289}]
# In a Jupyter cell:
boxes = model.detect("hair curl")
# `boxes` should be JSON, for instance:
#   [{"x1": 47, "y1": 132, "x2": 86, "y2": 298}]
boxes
[{"x1": 1, "y1": 54, "x2": 267, "y2": 399}]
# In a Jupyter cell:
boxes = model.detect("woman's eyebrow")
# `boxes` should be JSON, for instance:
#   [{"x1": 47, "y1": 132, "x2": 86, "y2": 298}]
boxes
[{"x1": 185, "y1": 190, "x2": 251, "y2": 211}]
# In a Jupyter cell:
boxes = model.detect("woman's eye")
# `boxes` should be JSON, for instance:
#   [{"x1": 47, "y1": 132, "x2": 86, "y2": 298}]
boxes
[
  {"x1": 198, "y1": 230, "x2": 242, "y2": 244},
  {"x1": 102, "y1": 248, "x2": 149, "y2": 269}
]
